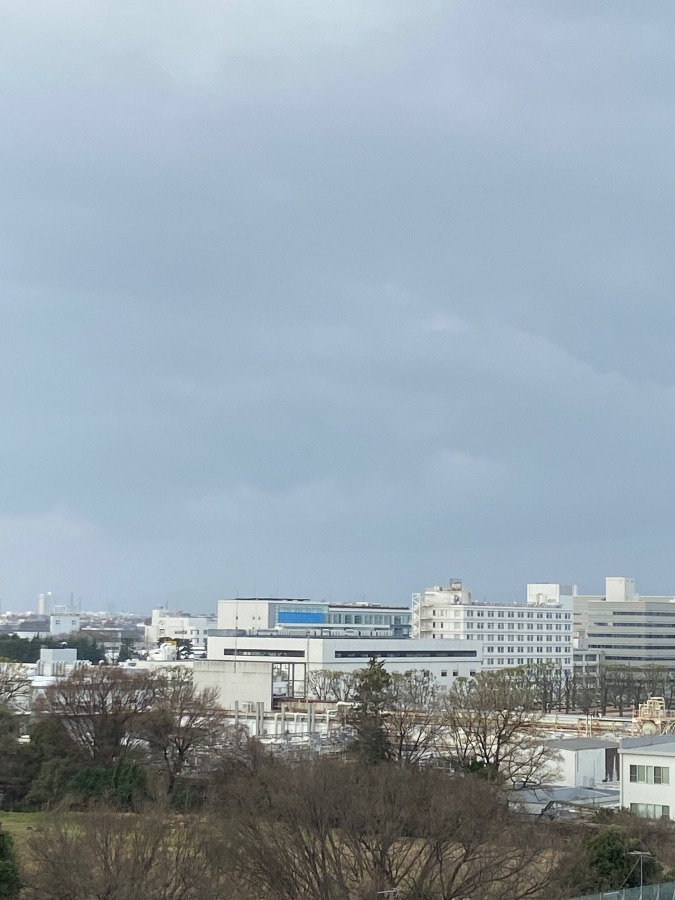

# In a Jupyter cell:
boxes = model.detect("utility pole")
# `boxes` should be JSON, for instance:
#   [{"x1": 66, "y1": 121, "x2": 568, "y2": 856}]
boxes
[{"x1": 628, "y1": 850, "x2": 651, "y2": 900}]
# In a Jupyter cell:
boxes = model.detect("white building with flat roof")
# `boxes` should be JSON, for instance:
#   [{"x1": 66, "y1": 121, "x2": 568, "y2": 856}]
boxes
[
  {"x1": 196, "y1": 633, "x2": 481, "y2": 710},
  {"x1": 411, "y1": 581, "x2": 574, "y2": 672},
  {"x1": 619, "y1": 736, "x2": 675, "y2": 820},
  {"x1": 546, "y1": 737, "x2": 619, "y2": 788},
  {"x1": 144, "y1": 609, "x2": 217, "y2": 648},
  {"x1": 574, "y1": 577, "x2": 675, "y2": 667},
  {"x1": 217, "y1": 597, "x2": 411, "y2": 637},
  {"x1": 49, "y1": 612, "x2": 80, "y2": 635}
]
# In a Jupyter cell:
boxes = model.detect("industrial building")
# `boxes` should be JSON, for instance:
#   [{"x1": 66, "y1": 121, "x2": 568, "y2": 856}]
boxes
[{"x1": 194, "y1": 634, "x2": 480, "y2": 710}]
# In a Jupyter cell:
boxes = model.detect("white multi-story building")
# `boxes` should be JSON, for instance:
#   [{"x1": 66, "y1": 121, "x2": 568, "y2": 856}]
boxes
[
  {"x1": 144, "y1": 609, "x2": 217, "y2": 648},
  {"x1": 217, "y1": 597, "x2": 412, "y2": 638},
  {"x1": 411, "y1": 581, "x2": 574, "y2": 671},
  {"x1": 195, "y1": 633, "x2": 481, "y2": 710},
  {"x1": 574, "y1": 577, "x2": 675, "y2": 667},
  {"x1": 619, "y1": 735, "x2": 675, "y2": 820}
]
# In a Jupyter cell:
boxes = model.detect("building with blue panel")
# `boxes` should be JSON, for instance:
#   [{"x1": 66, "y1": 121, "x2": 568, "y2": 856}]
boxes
[{"x1": 217, "y1": 597, "x2": 411, "y2": 637}]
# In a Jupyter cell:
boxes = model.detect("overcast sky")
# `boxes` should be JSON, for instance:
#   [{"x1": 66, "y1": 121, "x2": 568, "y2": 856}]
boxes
[{"x1": 1, "y1": 1, "x2": 674, "y2": 612}]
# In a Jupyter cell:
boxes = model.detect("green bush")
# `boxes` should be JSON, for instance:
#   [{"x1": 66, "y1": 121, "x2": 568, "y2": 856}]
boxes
[{"x1": 0, "y1": 827, "x2": 21, "y2": 898}]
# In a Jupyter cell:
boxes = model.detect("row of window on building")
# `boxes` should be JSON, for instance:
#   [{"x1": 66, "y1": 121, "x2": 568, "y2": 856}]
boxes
[
  {"x1": 324, "y1": 613, "x2": 411, "y2": 626},
  {"x1": 431, "y1": 609, "x2": 572, "y2": 620},
  {"x1": 629, "y1": 765, "x2": 669, "y2": 785},
  {"x1": 431, "y1": 623, "x2": 572, "y2": 631},
  {"x1": 630, "y1": 803, "x2": 670, "y2": 819},
  {"x1": 485, "y1": 656, "x2": 573, "y2": 666}
]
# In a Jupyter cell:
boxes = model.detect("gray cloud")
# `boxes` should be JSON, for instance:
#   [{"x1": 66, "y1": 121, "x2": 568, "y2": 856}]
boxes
[{"x1": 0, "y1": 2, "x2": 674, "y2": 610}]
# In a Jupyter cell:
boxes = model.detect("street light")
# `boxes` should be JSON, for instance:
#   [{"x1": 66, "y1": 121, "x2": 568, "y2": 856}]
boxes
[{"x1": 628, "y1": 850, "x2": 651, "y2": 900}]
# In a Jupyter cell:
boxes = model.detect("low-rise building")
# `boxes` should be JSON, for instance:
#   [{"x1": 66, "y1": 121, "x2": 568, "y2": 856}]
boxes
[
  {"x1": 49, "y1": 611, "x2": 80, "y2": 635},
  {"x1": 619, "y1": 735, "x2": 675, "y2": 819},
  {"x1": 144, "y1": 609, "x2": 217, "y2": 648},
  {"x1": 546, "y1": 737, "x2": 619, "y2": 788},
  {"x1": 195, "y1": 633, "x2": 481, "y2": 710}
]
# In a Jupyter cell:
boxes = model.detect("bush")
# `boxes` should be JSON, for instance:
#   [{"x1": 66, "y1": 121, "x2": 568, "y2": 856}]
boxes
[
  {"x1": 70, "y1": 759, "x2": 148, "y2": 810},
  {"x1": 0, "y1": 826, "x2": 21, "y2": 898}
]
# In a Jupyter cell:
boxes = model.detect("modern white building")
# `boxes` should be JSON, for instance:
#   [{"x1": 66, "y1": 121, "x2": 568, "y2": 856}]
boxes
[
  {"x1": 195, "y1": 633, "x2": 481, "y2": 710},
  {"x1": 574, "y1": 577, "x2": 675, "y2": 667},
  {"x1": 411, "y1": 581, "x2": 574, "y2": 671},
  {"x1": 217, "y1": 597, "x2": 412, "y2": 637},
  {"x1": 144, "y1": 609, "x2": 217, "y2": 648},
  {"x1": 619, "y1": 735, "x2": 675, "y2": 820},
  {"x1": 49, "y1": 610, "x2": 80, "y2": 635}
]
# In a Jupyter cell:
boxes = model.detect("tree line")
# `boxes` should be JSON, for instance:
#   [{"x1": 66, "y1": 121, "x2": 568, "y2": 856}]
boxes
[
  {"x1": 0, "y1": 633, "x2": 106, "y2": 664},
  {"x1": 0, "y1": 659, "x2": 672, "y2": 897},
  {"x1": 1, "y1": 745, "x2": 668, "y2": 899},
  {"x1": 310, "y1": 660, "x2": 675, "y2": 715}
]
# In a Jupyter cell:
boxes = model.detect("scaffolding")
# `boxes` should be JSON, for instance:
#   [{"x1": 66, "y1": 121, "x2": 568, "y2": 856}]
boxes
[{"x1": 411, "y1": 593, "x2": 422, "y2": 639}]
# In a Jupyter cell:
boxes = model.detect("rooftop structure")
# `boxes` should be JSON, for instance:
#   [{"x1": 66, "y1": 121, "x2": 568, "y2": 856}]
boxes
[{"x1": 217, "y1": 597, "x2": 412, "y2": 638}]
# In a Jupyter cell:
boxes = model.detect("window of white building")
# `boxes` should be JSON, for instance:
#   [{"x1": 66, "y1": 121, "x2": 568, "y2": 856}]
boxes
[
  {"x1": 630, "y1": 803, "x2": 670, "y2": 819},
  {"x1": 630, "y1": 765, "x2": 669, "y2": 784}
]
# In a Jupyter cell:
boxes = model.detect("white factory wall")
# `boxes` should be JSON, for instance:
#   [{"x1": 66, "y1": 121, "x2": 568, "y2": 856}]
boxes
[{"x1": 193, "y1": 659, "x2": 273, "y2": 709}]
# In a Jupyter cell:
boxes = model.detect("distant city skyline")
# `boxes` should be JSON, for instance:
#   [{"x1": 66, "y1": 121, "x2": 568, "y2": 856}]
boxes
[{"x1": 2, "y1": 572, "x2": 675, "y2": 618}]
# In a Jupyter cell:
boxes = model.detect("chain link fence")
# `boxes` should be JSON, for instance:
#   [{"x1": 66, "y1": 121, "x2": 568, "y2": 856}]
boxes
[{"x1": 570, "y1": 881, "x2": 675, "y2": 900}]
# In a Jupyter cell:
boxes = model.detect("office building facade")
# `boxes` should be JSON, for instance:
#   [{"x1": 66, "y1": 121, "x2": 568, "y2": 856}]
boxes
[{"x1": 412, "y1": 581, "x2": 574, "y2": 671}]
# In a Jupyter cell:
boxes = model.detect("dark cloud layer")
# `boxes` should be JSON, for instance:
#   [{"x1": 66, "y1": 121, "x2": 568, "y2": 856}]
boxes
[{"x1": 1, "y1": 1, "x2": 674, "y2": 611}]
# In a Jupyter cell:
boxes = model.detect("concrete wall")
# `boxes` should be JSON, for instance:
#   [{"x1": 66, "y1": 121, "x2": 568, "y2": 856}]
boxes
[
  {"x1": 218, "y1": 600, "x2": 274, "y2": 631},
  {"x1": 194, "y1": 659, "x2": 273, "y2": 709},
  {"x1": 50, "y1": 614, "x2": 80, "y2": 635},
  {"x1": 557, "y1": 747, "x2": 608, "y2": 787}
]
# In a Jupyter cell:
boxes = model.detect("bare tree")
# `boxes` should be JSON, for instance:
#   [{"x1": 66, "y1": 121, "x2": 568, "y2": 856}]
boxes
[
  {"x1": 385, "y1": 669, "x2": 442, "y2": 764},
  {"x1": 214, "y1": 756, "x2": 566, "y2": 899},
  {"x1": 306, "y1": 669, "x2": 357, "y2": 702},
  {"x1": 34, "y1": 666, "x2": 157, "y2": 765},
  {"x1": 22, "y1": 806, "x2": 231, "y2": 900},
  {"x1": 440, "y1": 670, "x2": 559, "y2": 786},
  {"x1": 144, "y1": 666, "x2": 225, "y2": 792},
  {"x1": 0, "y1": 661, "x2": 31, "y2": 712}
]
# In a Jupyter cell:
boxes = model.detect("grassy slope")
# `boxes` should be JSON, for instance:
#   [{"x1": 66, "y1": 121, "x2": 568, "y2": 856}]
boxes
[{"x1": 0, "y1": 812, "x2": 45, "y2": 861}]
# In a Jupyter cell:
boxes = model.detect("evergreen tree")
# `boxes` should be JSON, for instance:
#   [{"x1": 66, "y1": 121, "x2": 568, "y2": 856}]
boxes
[
  {"x1": 349, "y1": 658, "x2": 392, "y2": 764},
  {"x1": 0, "y1": 825, "x2": 21, "y2": 898},
  {"x1": 579, "y1": 829, "x2": 661, "y2": 893}
]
